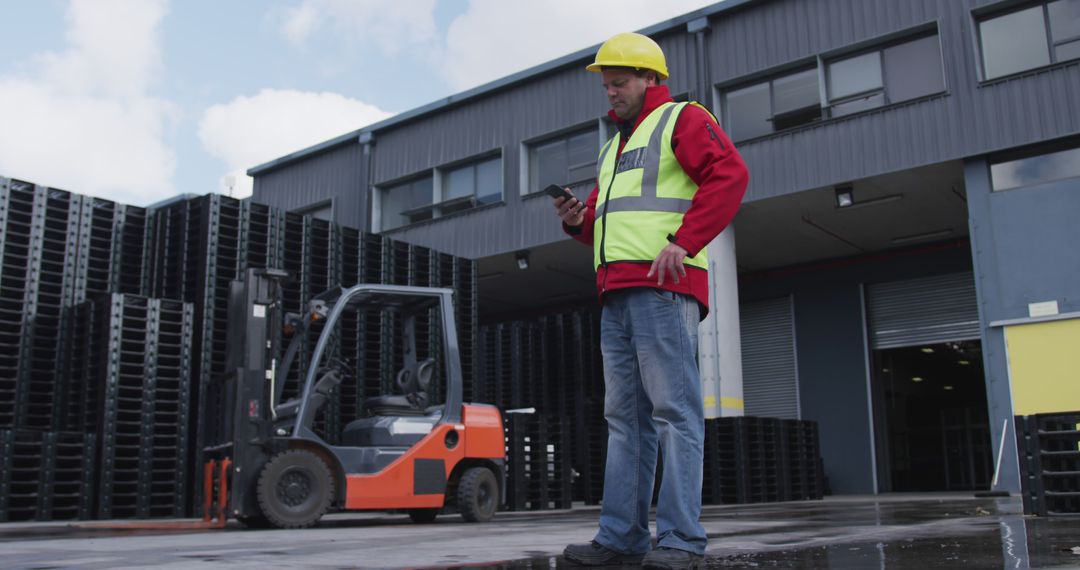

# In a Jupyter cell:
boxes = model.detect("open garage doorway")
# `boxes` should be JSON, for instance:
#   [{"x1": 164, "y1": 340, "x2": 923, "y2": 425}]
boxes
[
  {"x1": 866, "y1": 272, "x2": 993, "y2": 492},
  {"x1": 871, "y1": 340, "x2": 992, "y2": 492}
]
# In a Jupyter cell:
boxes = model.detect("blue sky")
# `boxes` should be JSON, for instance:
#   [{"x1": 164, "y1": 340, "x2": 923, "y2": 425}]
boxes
[{"x1": 0, "y1": 0, "x2": 717, "y2": 206}]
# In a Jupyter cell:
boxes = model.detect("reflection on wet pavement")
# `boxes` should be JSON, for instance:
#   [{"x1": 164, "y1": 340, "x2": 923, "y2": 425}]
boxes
[
  {"x1": 427, "y1": 498, "x2": 1080, "y2": 569},
  {"x1": 5, "y1": 495, "x2": 1080, "y2": 569}
]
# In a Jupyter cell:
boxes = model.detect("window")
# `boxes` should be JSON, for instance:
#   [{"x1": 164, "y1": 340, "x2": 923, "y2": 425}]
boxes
[
  {"x1": 990, "y1": 145, "x2": 1080, "y2": 191},
  {"x1": 296, "y1": 199, "x2": 333, "y2": 221},
  {"x1": 979, "y1": 0, "x2": 1080, "y2": 80},
  {"x1": 376, "y1": 155, "x2": 502, "y2": 231},
  {"x1": 379, "y1": 176, "x2": 433, "y2": 231},
  {"x1": 720, "y1": 29, "x2": 944, "y2": 141},
  {"x1": 723, "y1": 67, "x2": 820, "y2": 141},
  {"x1": 528, "y1": 128, "x2": 598, "y2": 195},
  {"x1": 439, "y1": 156, "x2": 502, "y2": 215},
  {"x1": 826, "y1": 33, "x2": 944, "y2": 118}
]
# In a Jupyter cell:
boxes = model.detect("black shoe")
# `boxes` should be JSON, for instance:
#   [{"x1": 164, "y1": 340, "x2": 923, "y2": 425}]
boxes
[
  {"x1": 642, "y1": 546, "x2": 704, "y2": 570},
  {"x1": 563, "y1": 541, "x2": 645, "y2": 566}
]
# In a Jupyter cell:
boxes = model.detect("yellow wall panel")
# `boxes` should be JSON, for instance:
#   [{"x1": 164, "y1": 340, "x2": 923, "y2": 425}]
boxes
[{"x1": 1006, "y1": 318, "x2": 1080, "y2": 416}]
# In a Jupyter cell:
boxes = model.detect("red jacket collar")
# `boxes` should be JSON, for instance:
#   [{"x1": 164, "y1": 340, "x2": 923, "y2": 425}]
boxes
[{"x1": 608, "y1": 85, "x2": 674, "y2": 137}]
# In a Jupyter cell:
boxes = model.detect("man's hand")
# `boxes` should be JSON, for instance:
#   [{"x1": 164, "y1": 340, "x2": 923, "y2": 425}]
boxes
[
  {"x1": 553, "y1": 191, "x2": 585, "y2": 227},
  {"x1": 648, "y1": 243, "x2": 689, "y2": 286}
]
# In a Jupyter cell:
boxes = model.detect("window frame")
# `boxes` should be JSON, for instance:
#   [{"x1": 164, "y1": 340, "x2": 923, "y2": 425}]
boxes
[
  {"x1": 975, "y1": 0, "x2": 1080, "y2": 82},
  {"x1": 373, "y1": 151, "x2": 505, "y2": 233},
  {"x1": 294, "y1": 198, "x2": 334, "y2": 222},
  {"x1": 435, "y1": 151, "x2": 504, "y2": 215},
  {"x1": 521, "y1": 121, "x2": 604, "y2": 197},
  {"x1": 716, "y1": 22, "x2": 946, "y2": 143},
  {"x1": 717, "y1": 60, "x2": 822, "y2": 143},
  {"x1": 373, "y1": 173, "x2": 436, "y2": 233},
  {"x1": 987, "y1": 136, "x2": 1080, "y2": 192},
  {"x1": 823, "y1": 29, "x2": 944, "y2": 118}
]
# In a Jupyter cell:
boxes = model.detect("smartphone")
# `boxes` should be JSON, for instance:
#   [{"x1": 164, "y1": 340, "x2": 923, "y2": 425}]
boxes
[{"x1": 544, "y1": 184, "x2": 575, "y2": 202}]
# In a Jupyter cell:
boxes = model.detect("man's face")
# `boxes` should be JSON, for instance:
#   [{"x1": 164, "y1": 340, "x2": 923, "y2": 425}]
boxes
[{"x1": 601, "y1": 68, "x2": 652, "y2": 121}]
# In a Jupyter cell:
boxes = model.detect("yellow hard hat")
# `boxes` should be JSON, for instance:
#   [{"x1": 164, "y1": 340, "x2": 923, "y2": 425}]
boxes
[{"x1": 586, "y1": 32, "x2": 669, "y2": 80}]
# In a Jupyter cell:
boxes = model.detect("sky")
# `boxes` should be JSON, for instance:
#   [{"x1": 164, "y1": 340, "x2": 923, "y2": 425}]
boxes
[{"x1": 0, "y1": 0, "x2": 721, "y2": 207}]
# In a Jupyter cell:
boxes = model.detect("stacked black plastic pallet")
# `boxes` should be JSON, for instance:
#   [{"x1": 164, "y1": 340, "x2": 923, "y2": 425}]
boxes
[
  {"x1": 0, "y1": 430, "x2": 96, "y2": 522},
  {"x1": 79, "y1": 294, "x2": 194, "y2": 519},
  {"x1": 780, "y1": 419, "x2": 825, "y2": 501},
  {"x1": 1016, "y1": 412, "x2": 1080, "y2": 516},
  {"x1": 504, "y1": 414, "x2": 573, "y2": 511},
  {"x1": 702, "y1": 417, "x2": 824, "y2": 504},
  {"x1": 480, "y1": 310, "x2": 607, "y2": 504},
  {"x1": 480, "y1": 308, "x2": 827, "y2": 508},
  {"x1": 1, "y1": 173, "x2": 484, "y2": 521},
  {"x1": 1, "y1": 181, "x2": 81, "y2": 433}
]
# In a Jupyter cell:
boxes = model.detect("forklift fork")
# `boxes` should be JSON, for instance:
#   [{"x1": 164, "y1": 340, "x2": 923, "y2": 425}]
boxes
[
  {"x1": 202, "y1": 458, "x2": 232, "y2": 528},
  {"x1": 73, "y1": 458, "x2": 232, "y2": 531}
]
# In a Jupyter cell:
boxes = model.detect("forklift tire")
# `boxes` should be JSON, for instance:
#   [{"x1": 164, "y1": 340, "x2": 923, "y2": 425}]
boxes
[
  {"x1": 457, "y1": 467, "x2": 497, "y2": 523},
  {"x1": 256, "y1": 449, "x2": 334, "y2": 529},
  {"x1": 407, "y1": 508, "x2": 440, "y2": 523}
]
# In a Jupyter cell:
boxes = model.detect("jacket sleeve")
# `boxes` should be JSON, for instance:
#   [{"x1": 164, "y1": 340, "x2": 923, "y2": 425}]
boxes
[
  {"x1": 668, "y1": 104, "x2": 749, "y2": 258},
  {"x1": 562, "y1": 183, "x2": 599, "y2": 246}
]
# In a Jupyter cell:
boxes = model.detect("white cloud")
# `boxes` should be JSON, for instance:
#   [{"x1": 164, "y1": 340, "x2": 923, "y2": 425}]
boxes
[
  {"x1": 440, "y1": 0, "x2": 721, "y2": 91},
  {"x1": 279, "y1": 0, "x2": 438, "y2": 56},
  {"x1": 197, "y1": 88, "x2": 393, "y2": 198},
  {"x1": 0, "y1": 0, "x2": 177, "y2": 206}
]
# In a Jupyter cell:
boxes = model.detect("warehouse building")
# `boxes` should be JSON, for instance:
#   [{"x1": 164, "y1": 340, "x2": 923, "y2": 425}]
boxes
[{"x1": 251, "y1": 0, "x2": 1080, "y2": 496}]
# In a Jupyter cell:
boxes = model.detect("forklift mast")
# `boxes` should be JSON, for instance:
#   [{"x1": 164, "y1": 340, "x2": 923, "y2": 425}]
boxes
[{"x1": 218, "y1": 267, "x2": 288, "y2": 519}]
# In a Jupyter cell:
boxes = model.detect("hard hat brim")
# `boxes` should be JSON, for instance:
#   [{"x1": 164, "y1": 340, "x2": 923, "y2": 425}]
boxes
[{"x1": 585, "y1": 61, "x2": 669, "y2": 80}]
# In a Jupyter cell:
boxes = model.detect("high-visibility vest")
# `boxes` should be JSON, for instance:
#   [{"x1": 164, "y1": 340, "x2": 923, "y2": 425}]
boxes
[{"x1": 594, "y1": 101, "x2": 708, "y2": 272}]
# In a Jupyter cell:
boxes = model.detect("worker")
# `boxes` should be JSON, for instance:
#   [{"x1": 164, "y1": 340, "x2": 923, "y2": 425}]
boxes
[{"x1": 554, "y1": 32, "x2": 748, "y2": 569}]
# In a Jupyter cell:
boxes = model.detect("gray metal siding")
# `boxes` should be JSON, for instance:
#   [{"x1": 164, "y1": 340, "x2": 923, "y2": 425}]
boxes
[
  {"x1": 371, "y1": 31, "x2": 701, "y2": 258},
  {"x1": 371, "y1": 33, "x2": 700, "y2": 186},
  {"x1": 866, "y1": 272, "x2": 980, "y2": 349},
  {"x1": 716, "y1": 0, "x2": 1080, "y2": 202},
  {"x1": 253, "y1": 0, "x2": 1080, "y2": 260},
  {"x1": 252, "y1": 142, "x2": 366, "y2": 229},
  {"x1": 740, "y1": 296, "x2": 799, "y2": 419}
]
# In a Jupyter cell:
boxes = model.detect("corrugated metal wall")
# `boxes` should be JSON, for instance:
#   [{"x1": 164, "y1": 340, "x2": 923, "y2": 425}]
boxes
[
  {"x1": 866, "y1": 272, "x2": 980, "y2": 349},
  {"x1": 252, "y1": 0, "x2": 1080, "y2": 259},
  {"x1": 719, "y1": 0, "x2": 1080, "y2": 201},
  {"x1": 372, "y1": 31, "x2": 699, "y2": 258},
  {"x1": 740, "y1": 296, "x2": 799, "y2": 419},
  {"x1": 252, "y1": 142, "x2": 366, "y2": 228}
]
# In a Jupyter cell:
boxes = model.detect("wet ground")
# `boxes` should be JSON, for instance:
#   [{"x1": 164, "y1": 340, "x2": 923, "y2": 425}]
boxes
[{"x1": 1, "y1": 494, "x2": 1079, "y2": 568}]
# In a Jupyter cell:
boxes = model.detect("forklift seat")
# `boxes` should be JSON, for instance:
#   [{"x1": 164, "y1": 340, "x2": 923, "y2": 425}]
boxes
[
  {"x1": 359, "y1": 357, "x2": 434, "y2": 417},
  {"x1": 274, "y1": 368, "x2": 343, "y2": 424},
  {"x1": 342, "y1": 358, "x2": 438, "y2": 447}
]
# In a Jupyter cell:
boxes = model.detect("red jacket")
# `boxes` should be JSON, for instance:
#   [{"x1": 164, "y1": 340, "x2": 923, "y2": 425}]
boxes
[{"x1": 564, "y1": 85, "x2": 749, "y2": 317}]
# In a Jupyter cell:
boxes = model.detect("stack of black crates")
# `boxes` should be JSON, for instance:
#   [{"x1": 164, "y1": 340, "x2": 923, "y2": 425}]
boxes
[
  {"x1": 1016, "y1": 412, "x2": 1080, "y2": 516},
  {"x1": 0, "y1": 176, "x2": 478, "y2": 521},
  {"x1": 0, "y1": 180, "x2": 131, "y2": 522},
  {"x1": 703, "y1": 417, "x2": 824, "y2": 504},
  {"x1": 480, "y1": 313, "x2": 825, "y2": 510}
]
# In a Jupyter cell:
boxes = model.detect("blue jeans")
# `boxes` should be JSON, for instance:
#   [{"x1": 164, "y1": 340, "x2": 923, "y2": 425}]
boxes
[{"x1": 594, "y1": 287, "x2": 706, "y2": 555}]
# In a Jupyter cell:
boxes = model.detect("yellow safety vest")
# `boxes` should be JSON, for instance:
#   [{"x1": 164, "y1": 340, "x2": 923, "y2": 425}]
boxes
[{"x1": 594, "y1": 101, "x2": 708, "y2": 272}]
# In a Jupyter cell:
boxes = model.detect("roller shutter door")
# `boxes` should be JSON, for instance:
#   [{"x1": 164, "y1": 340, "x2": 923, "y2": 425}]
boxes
[
  {"x1": 866, "y1": 272, "x2": 980, "y2": 350},
  {"x1": 740, "y1": 296, "x2": 799, "y2": 419}
]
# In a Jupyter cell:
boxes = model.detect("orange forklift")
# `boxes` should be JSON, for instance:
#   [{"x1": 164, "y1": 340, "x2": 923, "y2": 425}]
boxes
[{"x1": 202, "y1": 268, "x2": 505, "y2": 529}]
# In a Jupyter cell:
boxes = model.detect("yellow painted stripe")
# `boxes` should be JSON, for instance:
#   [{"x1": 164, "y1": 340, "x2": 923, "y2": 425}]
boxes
[
  {"x1": 721, "y1": 397, "x2": 745, "y2": 411},
  {"x1": 705, "y1": 396, "x2": 745, "y2": 411}
]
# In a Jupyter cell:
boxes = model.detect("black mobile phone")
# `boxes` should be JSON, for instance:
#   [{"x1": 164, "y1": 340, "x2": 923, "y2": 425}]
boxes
[{"x1": 544, "y1": 184, "x2": 575, "y2": 202}]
